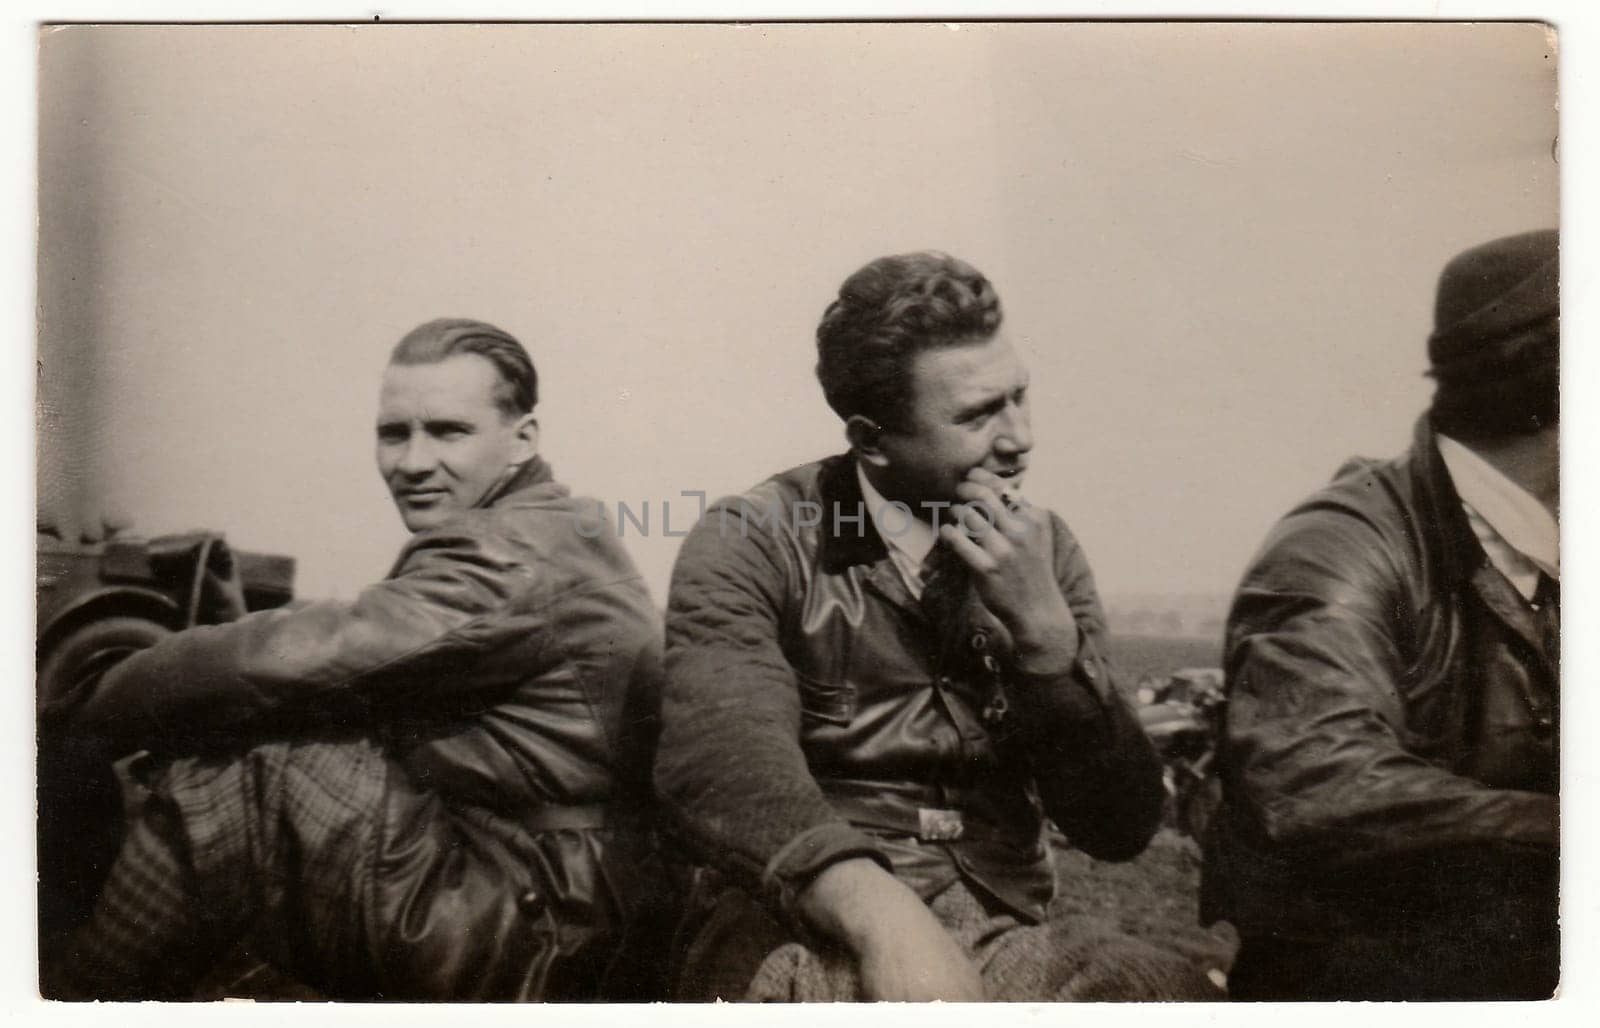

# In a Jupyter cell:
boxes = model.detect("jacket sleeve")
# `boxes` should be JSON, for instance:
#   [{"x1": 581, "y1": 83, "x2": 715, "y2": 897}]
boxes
[
  {"x1": 1000, "y1": 514, "x2": 1165, "y2": 861},
  {"x1": 654, "y1": 501, "x2": 891, "y2": 916},
  {"x1": 56, "y1": 523, "x2": 547, "y2": 751},
  {"x1": 1222, "y1": 510, "x2": 1557, "y2": 869}
]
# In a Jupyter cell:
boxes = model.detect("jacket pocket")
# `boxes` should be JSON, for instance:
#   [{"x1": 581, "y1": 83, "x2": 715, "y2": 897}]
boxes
[{"x1": 794, "y1": 672, "x2": 857, "y2": 727}]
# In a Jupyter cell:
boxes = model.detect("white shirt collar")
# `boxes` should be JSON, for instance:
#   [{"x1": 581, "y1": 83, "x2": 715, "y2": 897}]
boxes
[
  {"x1": 1436, "y1": 433, "x2": 1559, "y2": 600},
  {"x1": 856, "y1": 463, "x2": 938, "y2": 597}
]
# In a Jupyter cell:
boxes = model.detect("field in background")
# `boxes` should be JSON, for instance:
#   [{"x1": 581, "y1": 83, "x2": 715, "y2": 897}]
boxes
[
  {"x1": 1107, "y1": 633, "x2": 1222, "y2": 685},
  {"x1": 1051, "y1": 827, "x2": 1237, "y2": 989}
]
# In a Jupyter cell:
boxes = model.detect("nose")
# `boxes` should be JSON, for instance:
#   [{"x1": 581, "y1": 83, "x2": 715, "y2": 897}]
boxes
[
  {"x1": 395, "y1": 433, "x2": 437, "y2": 478},
  {"x1": 995, "y1": 400, "x2": 1033, "y2": 456}
]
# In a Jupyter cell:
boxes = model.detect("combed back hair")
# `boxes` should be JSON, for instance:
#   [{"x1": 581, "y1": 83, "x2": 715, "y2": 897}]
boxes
[
  {"x1": 389, "y1": 317, "x2": 538, "y2": 418},
  {"x1": 815, "y1": 251, "x2": 1002, "y2": 429}
]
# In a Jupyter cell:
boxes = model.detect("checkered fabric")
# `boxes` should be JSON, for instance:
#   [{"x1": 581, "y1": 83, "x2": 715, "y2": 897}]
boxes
[
  {"x1": 44, "y1": 784, "x2": 215, "y2": 1000},
  {"x1": 44, "y1": 737, "x2": 598, "y2": 1001}
]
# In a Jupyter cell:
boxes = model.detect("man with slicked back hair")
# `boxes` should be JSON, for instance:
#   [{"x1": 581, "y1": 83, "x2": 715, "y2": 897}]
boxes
[{"x1": 41, "y1": 318, "x2": 663, "y2": 1001}]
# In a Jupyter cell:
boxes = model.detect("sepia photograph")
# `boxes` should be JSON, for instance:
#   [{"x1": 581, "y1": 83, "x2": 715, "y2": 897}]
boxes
[{"x1": 14, "y1": 8, "x2": 1591, "y2": 1014}]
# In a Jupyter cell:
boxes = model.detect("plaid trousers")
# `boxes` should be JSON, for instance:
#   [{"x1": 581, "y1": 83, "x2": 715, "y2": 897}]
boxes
[{"x1": 44, "y1": 737, "x2": 610, "y2": 1001}]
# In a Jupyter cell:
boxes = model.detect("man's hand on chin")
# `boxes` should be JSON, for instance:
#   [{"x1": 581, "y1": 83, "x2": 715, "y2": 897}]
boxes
[
  {"x1": 796, "y1": 857, "x2": 987, "y2": 1002},
  {"x1": 942, "y1": 468, "x2": 1079, "y2": 675}
]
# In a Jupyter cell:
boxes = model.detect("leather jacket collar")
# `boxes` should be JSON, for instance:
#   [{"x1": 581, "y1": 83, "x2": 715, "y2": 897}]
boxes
[
  {"x1": 815, "y1": 453, "x2": 892, "y2": 573},
  {"x1": 479, "y1": 454, "x2": 557, "y2": 509},
  {"x1": 1408, "y1": 415, "x2": 1481, "y2": 595}
]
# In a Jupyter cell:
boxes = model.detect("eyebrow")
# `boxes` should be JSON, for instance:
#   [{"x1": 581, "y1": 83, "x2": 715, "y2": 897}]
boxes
[
  {"x1": 954, "y1": 382, "x2": 1026, "y2": 421},
  {"x1": 955, "y1": 394, "x2": 1006, "y2": 420}
]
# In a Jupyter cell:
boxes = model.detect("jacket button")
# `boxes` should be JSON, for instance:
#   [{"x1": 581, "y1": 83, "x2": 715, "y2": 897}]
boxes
[
  {"x1": 518, "y1": 889, "x2": 541, "y2": 912},
  {"x1": 971, "y1": 631, "x2": 988, "y2": 652}
]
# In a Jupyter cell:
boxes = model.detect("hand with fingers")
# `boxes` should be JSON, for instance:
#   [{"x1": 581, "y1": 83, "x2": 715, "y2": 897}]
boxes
[{"x1": 938, "y1": 467, "x2": 1079, "y2": 675}]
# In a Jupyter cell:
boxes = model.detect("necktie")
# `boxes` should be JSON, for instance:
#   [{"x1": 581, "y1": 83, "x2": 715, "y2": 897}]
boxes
[
  {"x1": 1532, "y1": 572, "x2": 1559, "y2": 668},
  {"x1": 918, "y1": 541, "x2": 967, "y2": 632},
  {"x1": 1519, "y1": 572, "x2": 1560, "y2": 743}
]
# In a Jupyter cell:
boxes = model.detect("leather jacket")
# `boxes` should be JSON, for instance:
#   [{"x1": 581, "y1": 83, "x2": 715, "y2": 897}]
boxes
[
  {"x1": 1204, "y1": 418, "x2": 1558, "y2": 943},
  {"x1": 657, "y1": 454, "x2": 1164, "y2": 923}
]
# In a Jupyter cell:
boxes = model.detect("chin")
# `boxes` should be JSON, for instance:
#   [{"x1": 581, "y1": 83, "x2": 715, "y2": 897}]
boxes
[{"x1": 397, "y1": 507, "x2": 448, "y2": 533}]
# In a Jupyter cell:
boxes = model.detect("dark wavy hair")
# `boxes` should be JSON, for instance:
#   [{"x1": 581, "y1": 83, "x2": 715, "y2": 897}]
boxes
[
  {"x1": 389, "y1": 317, "x2": 538, "y2": 418},
  {"x1": 815, "y1": 251, "x2": 1002, "y2": 429}
]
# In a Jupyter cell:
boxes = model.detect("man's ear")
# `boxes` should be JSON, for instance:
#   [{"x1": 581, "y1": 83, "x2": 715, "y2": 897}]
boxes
[
  {"x1": 845, "y1": 415, "x2": 889, "y2": 469},
  {"x1": 509, "y1": 413, "x2": 540, "y2": 465}
]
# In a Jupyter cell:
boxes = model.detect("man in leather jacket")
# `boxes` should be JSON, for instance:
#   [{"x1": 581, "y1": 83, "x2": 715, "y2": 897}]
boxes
[
  {"x1": 1205, "y1": 230, "x2": 1559, "y2": 1000},
  {"x1": 656, "y1": 252, "x2": 1217, "y2": 1001},
  {"x1": 41, "y1": 318, "x2": 662, "y2": 1000}
]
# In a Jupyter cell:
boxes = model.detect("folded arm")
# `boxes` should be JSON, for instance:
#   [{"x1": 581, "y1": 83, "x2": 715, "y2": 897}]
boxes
[
  {"x1": 51, "y1": 526, "x2": 544, "y2": 752},
  {"x1": 1222, "y1": 512, "x2": 1556, "y2": 869}
]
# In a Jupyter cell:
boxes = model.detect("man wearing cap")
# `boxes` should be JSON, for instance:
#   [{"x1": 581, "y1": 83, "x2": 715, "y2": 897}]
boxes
[
  {"x1": 656, "y1": 252, "x2": 1217, "y2": 1002},
  {"x1": 41, "y1": 319, "x2": 662, "y2": 1000},
  {"x1": 1203, "y1": 230, "x2": 1560, "y2": 1000}
]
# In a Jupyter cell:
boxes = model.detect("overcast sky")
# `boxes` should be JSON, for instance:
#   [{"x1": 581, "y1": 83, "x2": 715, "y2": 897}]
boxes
[{"x1": 36, "y1": 22, "x2": 1558, "y2": 603}]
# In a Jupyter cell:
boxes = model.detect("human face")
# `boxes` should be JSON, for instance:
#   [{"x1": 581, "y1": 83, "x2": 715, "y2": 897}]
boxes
[
  {"x1": 375, "y1": 354, "x2": 536, "y2": 532},
  {"x1": 870, "y1": 334, "x2": 1033, "y2": 510}
]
